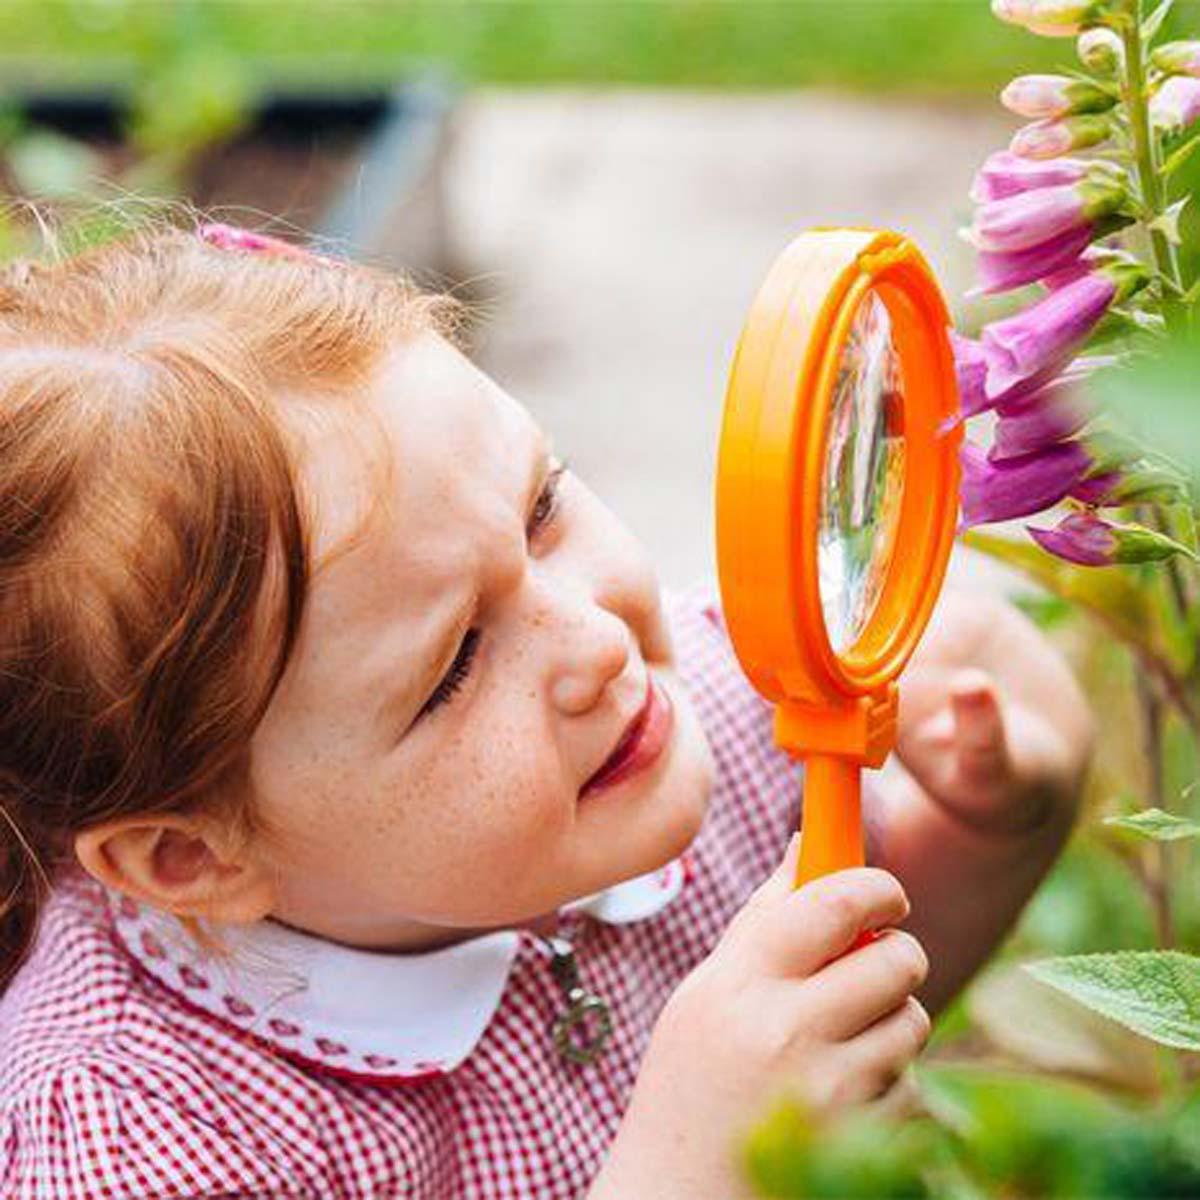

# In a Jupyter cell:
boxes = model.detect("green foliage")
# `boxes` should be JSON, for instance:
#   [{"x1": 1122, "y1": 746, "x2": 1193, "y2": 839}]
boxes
[
  {"x1": 744, "y1": 1068, "x2": 1200, "y2": 1198},
  {"x1": 1027, "y1": 950, "x2": 1200, "y2": 1049},
  {"x1": 0, "y1": 0, "x2": 1173, "y2": 93},
  {"x1": 1104, "y1": 805, "x2": 1200, "y2": 839}
]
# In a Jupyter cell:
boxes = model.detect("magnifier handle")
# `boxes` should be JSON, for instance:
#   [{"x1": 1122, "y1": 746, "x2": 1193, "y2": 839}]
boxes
[
  {"x1": 795, "y1": 756, "x2": 877, "y2": 951},
  {"x1": 794, "y1": 755, "x2": 864, "y2": 885}
]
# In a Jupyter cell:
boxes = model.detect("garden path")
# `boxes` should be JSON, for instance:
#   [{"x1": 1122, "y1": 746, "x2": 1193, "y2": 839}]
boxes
[{"x1": 444, "y1": 90, "x2": 1015, "y2": 593}]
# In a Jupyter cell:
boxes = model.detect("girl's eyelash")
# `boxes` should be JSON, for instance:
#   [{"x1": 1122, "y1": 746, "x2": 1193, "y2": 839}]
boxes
[
  {"x1": 417, "y1": 462, "x2": 567, "y2": 722},
  {"x1": 528, "y1": 461, "x2": 567, "y2": 539},
  {"x1": 417, "y1": 628, "x2": 481, "y2": 720}
]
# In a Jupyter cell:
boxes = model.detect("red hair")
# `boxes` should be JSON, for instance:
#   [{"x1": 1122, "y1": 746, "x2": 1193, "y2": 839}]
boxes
[{"x1": 0, "y1": 219, "x2": 455, "y2": 989}]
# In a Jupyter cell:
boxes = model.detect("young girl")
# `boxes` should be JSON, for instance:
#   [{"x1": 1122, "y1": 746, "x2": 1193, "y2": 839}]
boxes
[{"x1": 0, "y1": 222, "x2": 1092, "y2": 1200}]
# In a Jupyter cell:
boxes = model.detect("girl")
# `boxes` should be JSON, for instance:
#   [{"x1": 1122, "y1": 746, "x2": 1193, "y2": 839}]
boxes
[{"x1": 0, "y1": 221, "x2": 1092, "y2": 1199}]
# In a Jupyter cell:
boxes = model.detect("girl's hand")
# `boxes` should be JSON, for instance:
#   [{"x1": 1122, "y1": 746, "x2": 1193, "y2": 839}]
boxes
[
  {"x1": 591, "y1": 837, "x2": 929, "y2": 1199},
  {"x1": 893, "y1": 591, "x2": 1094, "y2": 837}
]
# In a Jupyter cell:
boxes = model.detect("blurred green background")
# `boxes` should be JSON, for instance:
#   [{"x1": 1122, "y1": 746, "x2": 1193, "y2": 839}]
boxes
[{"x1": 5, "y1": 0, "x2": 1197, "y2": 94}]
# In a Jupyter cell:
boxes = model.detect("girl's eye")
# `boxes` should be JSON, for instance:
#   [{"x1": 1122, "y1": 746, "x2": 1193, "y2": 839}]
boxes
[
  {"x1": 528, "y1": 462, "x2": 566, "y2": 541},
  {"x1": 415, "y1": 464, "x2": 566, "y2": 725},
  {"x1": 416, "y1": 628, "x2": 481, "y2": 721}
]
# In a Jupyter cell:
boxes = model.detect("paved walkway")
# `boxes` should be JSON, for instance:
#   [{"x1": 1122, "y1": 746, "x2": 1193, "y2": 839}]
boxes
[{"x1": 445, "y1": 91, "x2": 1014, "y2": 593}]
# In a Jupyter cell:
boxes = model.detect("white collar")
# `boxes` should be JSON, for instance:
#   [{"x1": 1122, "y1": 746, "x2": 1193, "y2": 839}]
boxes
[{"x1": 108, "y1": 856, "x2": 689, "y2": 1084}]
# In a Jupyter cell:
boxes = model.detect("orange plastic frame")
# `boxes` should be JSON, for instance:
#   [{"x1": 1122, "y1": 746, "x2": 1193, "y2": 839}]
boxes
[{"x1": 715, "y1": 229, "x2": 961, "y2": 888}]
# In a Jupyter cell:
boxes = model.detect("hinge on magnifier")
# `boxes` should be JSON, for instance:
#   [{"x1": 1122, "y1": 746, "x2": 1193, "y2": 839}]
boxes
[{"x1": 773, "y1": 685, "x2": 898, "y2": 769}]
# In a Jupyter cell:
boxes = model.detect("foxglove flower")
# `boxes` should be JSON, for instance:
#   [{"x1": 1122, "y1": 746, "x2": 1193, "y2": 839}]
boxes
[
  {"x1": 1001, "y1": 74, "x2": 1115, "y2": 119},
  {"x1": 1029, "y1": 511, "x2": 1196, "y2": 565},
  {"x1": 969, "y1": 150, "x2": 1095, "y2": 202},
  {"x1": 990, "y1": 373, "x2": 1092, "y2": 459},
  {"x1": 1150, "y1": 76, "x2": 1200, "y2": 134},
  {"x1": 969, "y1": 177, "x2": 1125, "y2": 253},
  {"x1": 980, "y1": 261, "x2": 1149, "y2": 397},
  {"x1": 971, "y1": 225, "x2": 1094, "y2": 295},
  {"x1": 961, "y1": 439, "x2": 1092, "y2": 528},
  {"x1": 1152, "y1": 40, "x2": 1200, "y2": 77},
  {"x1": 951, "y1": 332, "x2": 1068, "y2": 418},
  {"x1": 1011, "y1": 114, "x2": 1112, "y2": 158}
]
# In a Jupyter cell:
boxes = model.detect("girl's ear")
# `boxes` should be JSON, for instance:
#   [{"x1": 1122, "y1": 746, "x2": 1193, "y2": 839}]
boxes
[{"x1": 74, "y1": 815, "x2": 276, "y2": 924}]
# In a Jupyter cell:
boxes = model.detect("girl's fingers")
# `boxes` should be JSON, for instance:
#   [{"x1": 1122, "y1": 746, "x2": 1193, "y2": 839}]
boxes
[
  {"x1": 736, "y1": 865, "x2": 911, "y2": 980},
  {"x1": 837, "y1": 997, "x2": 932, "y2": 1101},
  {"x1": 802, "y1": 930, "x2": 929, "y2": 1041}
]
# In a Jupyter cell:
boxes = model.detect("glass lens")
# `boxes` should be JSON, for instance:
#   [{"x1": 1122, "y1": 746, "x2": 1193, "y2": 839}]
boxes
[{"x1": 818, "y1": 291, "x2": 905, "y2": 655}]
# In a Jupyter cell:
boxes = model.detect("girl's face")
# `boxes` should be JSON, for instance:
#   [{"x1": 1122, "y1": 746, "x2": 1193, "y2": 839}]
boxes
[{"x1": 247, "y1": 333, "x2": 715, "y2": 951}]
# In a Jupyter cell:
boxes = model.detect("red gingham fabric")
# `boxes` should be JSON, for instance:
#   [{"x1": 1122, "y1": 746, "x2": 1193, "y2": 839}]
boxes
[{"x1": 0, "y1": 586, "x2": 802, "y2": 1199}]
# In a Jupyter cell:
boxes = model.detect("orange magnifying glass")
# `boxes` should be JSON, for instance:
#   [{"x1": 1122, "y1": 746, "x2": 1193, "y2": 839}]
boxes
[{"x1": 715, "y1": 229, "x2": 962, "y2": 891}]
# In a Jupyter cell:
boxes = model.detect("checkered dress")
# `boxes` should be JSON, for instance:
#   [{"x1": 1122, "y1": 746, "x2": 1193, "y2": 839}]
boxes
[{"x1": 0, "y1": 587, "x2": 802, "y2": 1199}]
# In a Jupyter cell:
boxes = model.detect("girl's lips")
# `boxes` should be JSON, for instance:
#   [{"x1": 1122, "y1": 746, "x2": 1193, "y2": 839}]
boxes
[{"x1": 580, "y1": 676, "x2": 674, "y2": 799}]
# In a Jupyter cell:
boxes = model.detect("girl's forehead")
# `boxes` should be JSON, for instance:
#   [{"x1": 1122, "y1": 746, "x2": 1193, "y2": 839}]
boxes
[{"x1": 300, "y1": 334, "x2": 537, "y2": 567}]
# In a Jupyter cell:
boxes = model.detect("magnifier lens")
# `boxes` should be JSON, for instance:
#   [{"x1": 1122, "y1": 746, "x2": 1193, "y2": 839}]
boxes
[{"x1": 818, "y1": 291, "x2": 906, "y2": 655}]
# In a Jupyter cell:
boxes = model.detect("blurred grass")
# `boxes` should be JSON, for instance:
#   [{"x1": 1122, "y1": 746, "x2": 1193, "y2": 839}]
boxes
[{"x1": 2, "y1": 0, "x2": 1197, "y2": 95}]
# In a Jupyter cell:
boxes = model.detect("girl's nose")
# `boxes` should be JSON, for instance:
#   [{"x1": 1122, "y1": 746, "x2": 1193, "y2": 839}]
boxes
[{"x1": 549, "y1": 603, "x2": 631, "y2": 715}]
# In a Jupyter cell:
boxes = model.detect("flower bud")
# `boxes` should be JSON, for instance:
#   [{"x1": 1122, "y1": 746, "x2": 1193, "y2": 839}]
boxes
[
  {"x1": 1002, "y1": 74, "x2": 1115, "y2": 119},
  {"x1": 1078, "y1": 28, "x2": 1125, "y2": 77},
  {"x1": 1011, "y1": 113, "x2": 1112, "y2": 158},
  {"x1": 1029, "y1": 511, "x2": 1195, "y2": 565},
  {"x1": 993, "y1": 0, "x2": 1130, "y2": 37},
  {"x1": 1151, "y1": 40, "x2": 1200, "y2": 78},
  {"x1": 1151, "y1": 76, "x2": 1200, "y2": 134}
]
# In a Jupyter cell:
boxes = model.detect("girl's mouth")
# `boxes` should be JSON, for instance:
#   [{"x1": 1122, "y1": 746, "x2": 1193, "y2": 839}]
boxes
[{"x1": 580, "y1": 675, "x2": 674, "y2": 799}]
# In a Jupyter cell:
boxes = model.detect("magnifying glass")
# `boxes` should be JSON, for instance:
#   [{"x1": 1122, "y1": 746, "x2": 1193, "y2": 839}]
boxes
[{"x1": 715, "y1": 229, "x2": 961, "y2": 890}]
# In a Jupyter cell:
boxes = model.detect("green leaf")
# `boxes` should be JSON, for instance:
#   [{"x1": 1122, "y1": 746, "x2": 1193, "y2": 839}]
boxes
[
  {"x1": 1104, "y1": 806, "x2": 1200, "y2": 840},
  {"x1": 1148, "y1": 196, "x2": 1191, "y2": 246},
  {"x1": 1091, "y1": 335, "x2": 1200, "y2": 478},
  {"x1": 1143, "y1": 0, "x2": 1177, "y2": 42},
  {"x1": 1162, "y1": 134, "x2": 1200, "y2": 181},
  {"x1": 1027, "y1": 951, "x2": 1200, "y2": 1050}
]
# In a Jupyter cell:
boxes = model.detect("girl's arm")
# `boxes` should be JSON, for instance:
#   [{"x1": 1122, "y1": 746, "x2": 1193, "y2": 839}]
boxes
[{"x1": 865, "y1": 588, "x2": 1095, "y2": 1014}]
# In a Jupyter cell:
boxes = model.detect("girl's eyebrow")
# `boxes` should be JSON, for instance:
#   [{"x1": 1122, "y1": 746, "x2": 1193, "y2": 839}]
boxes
[{"x1": 380, "y1": 432, "x2": 550, "y2": 739}]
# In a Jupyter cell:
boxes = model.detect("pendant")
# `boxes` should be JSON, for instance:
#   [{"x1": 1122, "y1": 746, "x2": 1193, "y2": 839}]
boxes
[{"x1": 545, "y1": 935, "x2": 613, "y2": 1065}]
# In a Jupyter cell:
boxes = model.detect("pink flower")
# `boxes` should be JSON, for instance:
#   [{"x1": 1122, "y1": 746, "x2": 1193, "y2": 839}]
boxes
[
  {"x1": 960, "y1": 439, "x2": 1092, "y2": 528},
  {"x1": 1001, "y1": 74, "x2": 1114, "y2": 119},
  {"x1": 1011, "y1": 114, "x2": 1112, "y2": 158},
  {"x1": 1152, "y1": 40, "x2": 1200, "y2": 78},
  {"x1": 990, "y1": 373, "x2": 1092, "y2": 460},
  {"x1": 969, "y1": 150, "x2": 1092, "y2": 202},
  {"x1": 971, "y1": 224, "x2": 1094, "y2": 296},
  {"x1": 970, "y1": 178, "x2": 1124, "y2": 253},
  {"x1": 980, "y1": 263, "x2": 1147, "y2": 398},
  {"x1": 951, "y1": 332, "x2": 1065, "y2": 418},
  {"x1": 1027, "y1": 511, "x2": 1117, "y2": 564},
  {"x1": 1151, "y1": 76, "x2": 1200, "y2": 134}
]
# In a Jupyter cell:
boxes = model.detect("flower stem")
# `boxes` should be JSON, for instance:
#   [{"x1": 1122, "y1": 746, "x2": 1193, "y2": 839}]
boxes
[
  {"x1": 1119, "y1": 11, "x2": 1187, "y2": 329},
  {"x1": 1136, "y1": 669, "x2": 1175, "y2": 947}
]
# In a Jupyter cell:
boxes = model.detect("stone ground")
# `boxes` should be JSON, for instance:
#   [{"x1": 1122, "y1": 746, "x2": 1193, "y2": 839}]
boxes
[{"x1": 443, "y1": 90, "x2": 1017, "y2": 595}]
